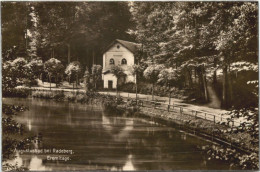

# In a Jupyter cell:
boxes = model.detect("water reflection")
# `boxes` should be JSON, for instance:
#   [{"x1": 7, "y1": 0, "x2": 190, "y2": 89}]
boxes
[
  {"x1": 27, "y1": 119, "x2": 32, "y2": 131},
  {"x1": 29, "y1": 156, "x2": 50, "y2": 171},
  {"x1": 3, "y1": 98, "x2": 234, "y2": 171},
  {"x1": 102, "y1": 112, "x2": 134, "y2": 142},
  {"x1": 123, "y1": 155, "x2": 135, "y2": 171}
]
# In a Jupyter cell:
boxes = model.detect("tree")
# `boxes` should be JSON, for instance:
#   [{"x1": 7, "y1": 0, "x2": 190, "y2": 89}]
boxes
[
  {"x1": 24, "y1": 58, "x2": 43, "y2": 86},
  {"x1": 110, "y1": 65, "x2": 125, "y2": 96},
  {"x1": 129, "y1": 64, "x2": 143, "y2": 101},
  {"x1": 65, "y1": 61, "x2": 82, "y2": 89},
  {"x1": 2, "y1": 58, "x2": 28, "y2": 90},
  {"x1": 2, "y1": 2, "x2": 28, "y2": 59},
  {"x1": 143, "y1": 64, "x2": 164, "y2": 100},
  {"x1": 131, "y1": 2, "x2": 258, "y2": 109},
  {"x1": 44, "y1": 58, "x2": 64, "y2": 89},
  {"x1": 158, "y1": 67, "x2": 178, "y2": 105},
  {"x1": 91, "y1": 65, "x2": 102, "y2": 90},
  {"x1": 34, "y1": 2, "x2": 133, "y2": 68}
]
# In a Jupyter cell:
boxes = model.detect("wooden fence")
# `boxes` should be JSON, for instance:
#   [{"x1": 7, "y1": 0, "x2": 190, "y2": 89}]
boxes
[{"x1": 124, "y1": 97, "x2": 241, "y2": 127}]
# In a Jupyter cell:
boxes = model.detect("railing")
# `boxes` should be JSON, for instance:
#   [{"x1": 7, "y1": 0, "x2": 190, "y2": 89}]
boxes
[{"x1": 124, "y1": 97, "x2": 242, "y2": 127}]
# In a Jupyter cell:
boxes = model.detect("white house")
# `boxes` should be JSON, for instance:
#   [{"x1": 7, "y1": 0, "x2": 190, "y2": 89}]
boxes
[{"x1": 102, "y1": 39, "x2": 141, "y2": 89}]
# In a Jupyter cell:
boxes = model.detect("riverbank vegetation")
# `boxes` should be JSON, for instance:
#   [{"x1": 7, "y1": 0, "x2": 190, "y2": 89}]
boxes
[{"x1": 2, "y1": 104, "x2": 38, "y2": 171}]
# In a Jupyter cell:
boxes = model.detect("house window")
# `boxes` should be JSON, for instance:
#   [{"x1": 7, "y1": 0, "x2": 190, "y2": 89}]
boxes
[
  {"x1": 109, "y1": 58, "x2": 115, "y2": 65},
  {"x1": 121, "y1": 58, "x2": 127, "y2": 65},
  {"x1": 117, "y1": 45, "x2": 120, "y2": 49}
]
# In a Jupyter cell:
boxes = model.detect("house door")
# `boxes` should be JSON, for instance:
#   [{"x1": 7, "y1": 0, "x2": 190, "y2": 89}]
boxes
[{"x1": 108, "y1": 80, "x2": 113, "y2": 89}]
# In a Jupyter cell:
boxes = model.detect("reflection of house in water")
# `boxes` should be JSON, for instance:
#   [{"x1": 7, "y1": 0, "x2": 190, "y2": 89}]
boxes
[
  {"x1": 29, "y1": 156, "x2": 51, "y2": 171},
  {"x1": 102, "y1": 112, "x2": 134, "y2": 142},
  {"x1": 7, "y1": 153, "x2": 51, "y2": 171},
  {"x1": 123, "y1": 154, "x2": 135, "y2": 171}
]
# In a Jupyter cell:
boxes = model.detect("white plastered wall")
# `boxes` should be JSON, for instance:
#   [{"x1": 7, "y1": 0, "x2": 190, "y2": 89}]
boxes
[
  {"x1": 102, "y1": 42, "x2": 136, "y2": 88},
  {"x1": 103, "y1": 73, "x2": 117, "y2": 89}
]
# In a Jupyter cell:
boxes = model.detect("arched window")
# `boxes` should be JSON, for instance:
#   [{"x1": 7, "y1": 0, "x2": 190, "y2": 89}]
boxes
[
  {"x1": 109, "y1": 58, "x2": 115, "y2": 65},
  {"x1": 121, "y1": 58, "x2": 127, "y2": 65}
]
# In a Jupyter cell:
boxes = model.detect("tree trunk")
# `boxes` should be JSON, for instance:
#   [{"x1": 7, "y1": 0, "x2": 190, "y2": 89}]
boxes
[
  {"x1": 187, "y1": 68, "x2": 193, "y2": 88},
  {"x1": 92, "y1": 50, "x2": 95, "y2": 65},
  {"x1": 135, "y1": 75, "x2": 138, "y2": 101},
  {"x1": 213, "y1": 57, "x2": 217, "y2": 85},
  {"x1": 194, "y1": 69, "x2": 197, "y2": 84},
  {"x1": 52, "y1": 48, "x2": 55, "y2": 59},
  {"x1": 56, "y1": 75, "x2": 58, "y2": 88},
  {"x1": 67, "y1": 44, "x2": 71, "y2": 64},
  {"x1": 222, "y1": 65, "x2": 228, "y2": 108},
  {"x1": 76, "y1": 74, "x2": 78, "y2": 88},
  {"x1": 152, "y1": 83, "x2": 154, "y2": 101},
  {"x1": 202, "y1": 69, "x2": 208, "y2": 102},
  {"x1": 197, "y1": 69, "x2": 203, "y2": 98},
  {"x1": 169, "y1": 91, "x2": 171, "y2": 105},
  {"x1": 228, "y1": 65, "x2": 233, "y2": 107},
  {"x1": 94, "y1": 77, "x2": 97, "y2": 90},
  {"x1": 49, "y1": 75, "x2": 51, "y2": 90},
  {"x1": 116, "y1": 79, "x2": 118, "y2": 97}
]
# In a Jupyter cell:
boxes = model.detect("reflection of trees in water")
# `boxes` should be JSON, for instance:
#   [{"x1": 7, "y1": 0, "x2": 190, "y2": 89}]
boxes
[
  {"x1": 6, "y1": 98, "x2": 226, "y2": 170},
  {"x1": 128, "y1": 128, "x2": 209, "y2": 170}
]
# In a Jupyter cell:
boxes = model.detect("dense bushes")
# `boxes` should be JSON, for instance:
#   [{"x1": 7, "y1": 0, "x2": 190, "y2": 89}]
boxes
[
  {"x1": 3, "y1": 88, "x2": 31, "y2": 98},
  {"x1": 118, "y1": 82, "x2": 186, "y2": 99},
  {"x1": 31, "y1": 90, "x2": 124, "y2": 111}
]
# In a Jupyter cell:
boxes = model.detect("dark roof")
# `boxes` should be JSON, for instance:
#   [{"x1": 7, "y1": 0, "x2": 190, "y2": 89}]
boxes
[{"x1": 103, "y1": 39, "x2": 141, "y2": 54}]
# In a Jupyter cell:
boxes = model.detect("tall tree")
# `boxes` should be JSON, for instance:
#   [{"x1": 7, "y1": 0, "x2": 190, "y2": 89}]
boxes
[{"x1": 143, "y1": 64, "x2": 164, "y2": 100}]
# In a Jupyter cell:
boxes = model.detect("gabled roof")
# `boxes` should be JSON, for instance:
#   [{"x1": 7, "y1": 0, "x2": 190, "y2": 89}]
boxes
[{"x1": 103, "y1": 39, "x2": 141, "y2": 54}]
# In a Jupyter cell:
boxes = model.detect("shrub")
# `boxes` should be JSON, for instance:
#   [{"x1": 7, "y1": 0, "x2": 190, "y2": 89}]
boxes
[
  {"x1": 53, "y1": 91, "x2": 65, "y2": 101},
  {"x1": 65, "y1": 92, "x2": 76, "y2": 102},
  {"x1": 24, "y1": 79, "x2": 38, "y2": 87},
  {"x1": 3, "y1": 88, "x2": 30, "y2": 98}
]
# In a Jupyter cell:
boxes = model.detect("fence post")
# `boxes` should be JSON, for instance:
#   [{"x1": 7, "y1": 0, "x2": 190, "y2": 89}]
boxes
[
  {"x1": 167, "y1": 105, "x2": 170, "y2": 112},
  {"x1": 213, "y1": 115, "x2": 215, "y2": 124},
  {"x1": 195, "y1": 111, "x2": 197, "y2": 118}
]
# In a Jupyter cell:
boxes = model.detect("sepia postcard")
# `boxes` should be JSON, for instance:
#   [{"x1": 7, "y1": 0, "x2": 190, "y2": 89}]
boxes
[{"x1": 1, "y1": 1, "x2": 259, "y2": 171}]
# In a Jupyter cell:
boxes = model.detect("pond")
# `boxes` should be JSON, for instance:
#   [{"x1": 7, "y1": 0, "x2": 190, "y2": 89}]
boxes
[{"x1": 3, "y1": 98, "x2": 234, "y2": 171}]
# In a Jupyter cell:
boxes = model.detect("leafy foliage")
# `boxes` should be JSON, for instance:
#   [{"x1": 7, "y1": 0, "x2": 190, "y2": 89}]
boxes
[
  {"x1": 65, "y1": 61, "x2": 82, "y2": 83},
  {"x1": 143, "y1": 64, "x2": 164, "y2": 84},
  {"x1": 131, "y1": 2, "x2": 258, "y2": 108}
]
